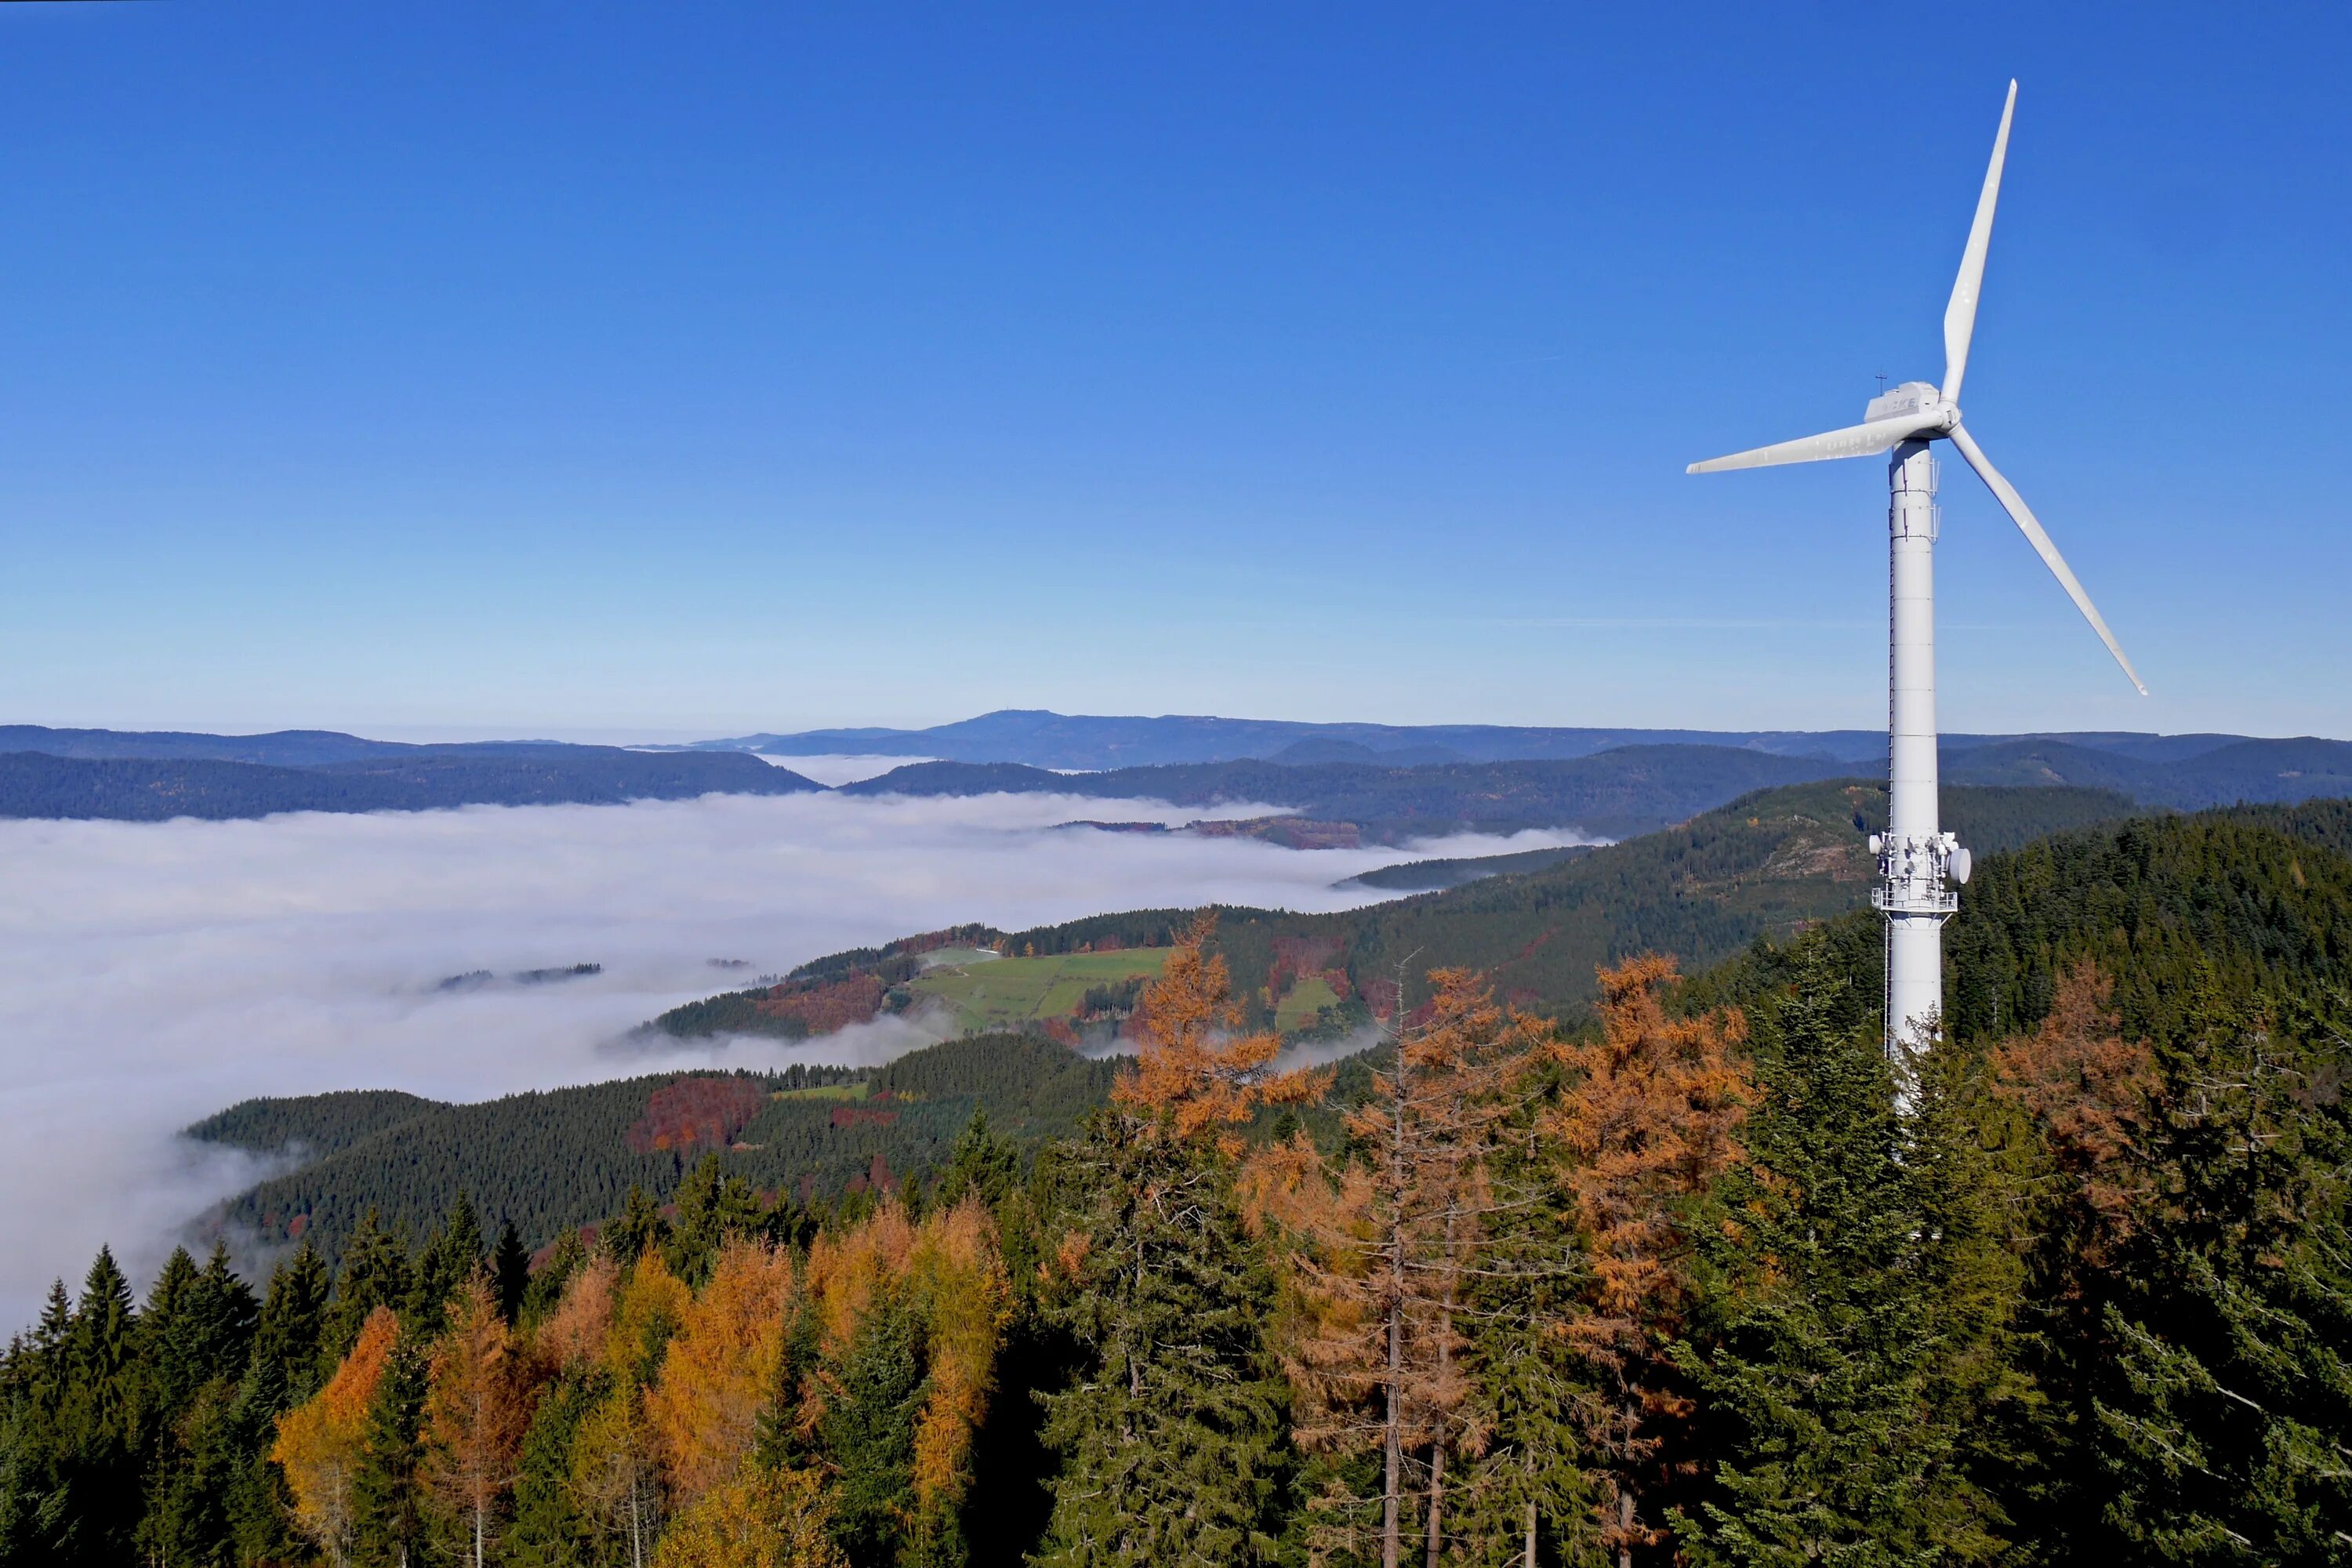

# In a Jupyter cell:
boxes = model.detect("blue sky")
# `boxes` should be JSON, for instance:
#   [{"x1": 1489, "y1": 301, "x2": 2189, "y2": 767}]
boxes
[{"x1": 2, "y1": 3, "x2": 2343, "y2": 739}]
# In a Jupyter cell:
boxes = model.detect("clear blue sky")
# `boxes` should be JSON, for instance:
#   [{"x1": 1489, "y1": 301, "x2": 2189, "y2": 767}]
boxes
[{"x1": 2, "y1": 3, "x2": 2343, "y2": 739}]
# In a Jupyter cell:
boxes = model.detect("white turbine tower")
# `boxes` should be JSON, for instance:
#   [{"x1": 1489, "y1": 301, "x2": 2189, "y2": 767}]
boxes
[{"x1": 1686, "y1": 82, "x2": 2145, "y2": 1076}]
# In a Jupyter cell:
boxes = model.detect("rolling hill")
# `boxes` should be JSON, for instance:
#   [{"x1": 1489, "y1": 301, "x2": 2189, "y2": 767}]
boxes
[
  {"x1": 192, "y1": 1033, "x2": 1120, "y2": 1264},
  {"x1": 655, "y1": 782, "x2": 2146, "y2": 1046},
  {"x1": 840, "y1": 746, "x2": 1859, "y2": 840}
]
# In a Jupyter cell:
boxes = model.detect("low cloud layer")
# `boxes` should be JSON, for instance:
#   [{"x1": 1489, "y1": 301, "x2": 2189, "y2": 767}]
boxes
[{"x1": 0, "y1": 789, "x2": 1584, "y2": 1329}]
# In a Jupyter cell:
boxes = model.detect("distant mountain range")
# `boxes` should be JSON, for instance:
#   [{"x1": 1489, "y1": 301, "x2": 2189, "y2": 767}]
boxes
[
  {"x1": 686, "y1": 707, "x2": 2278, "y2": 771},
  {"x1": 0, "y1": 731, "x2": 817, "y2": 822},
  {"x1": 4, "y1": 716, "x2": 2350, "y2": 827}
]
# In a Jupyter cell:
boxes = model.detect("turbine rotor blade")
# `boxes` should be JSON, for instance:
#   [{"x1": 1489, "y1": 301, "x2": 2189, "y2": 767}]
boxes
[
  {"x1": 1948, "y1": 423, "x2": 2147, "y2": 695},
  {"x1": 1943, "y1": 80, "x2": 2017, "y2": 405},
  {"x1": 1686, "y1": 410, "x2": 1944, "y2": 474}
]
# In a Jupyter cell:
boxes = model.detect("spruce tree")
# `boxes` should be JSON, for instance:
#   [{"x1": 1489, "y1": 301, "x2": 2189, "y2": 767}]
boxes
[
  {"x1": 492, "y1": 1220, "x2": 532, "y2": 1326},
  {"x1": 0, "y1": 1279, "x2": 77, "y2": 1560},
  {"x1": 608, "y1": 1184, "x2": 670, "y2": 1263},
  {"x1": 1030, "y1": 917, "x2": 1305, "y2": 1568},
  {"x1": 2083, "y1": 981, "x2": 2352, "y2": 1559},
  {"x1": 1674, "y1": 945, "x2": 2005, "y2": 1567},
  {"x1": 350, "y1": 1326, "x2": 431, "y2": 1568},
  {"x1": 326, "y1": 1211, "x2": 413, "y2": 1368},
  {"x1": 254, "y1": 1241, "x2": 334, "y2": 1410},
  {"x1": 936, "y1": 1109, "x2": 1020, "y2": 1210},
  {"x1": 413, "y1": 1192, "x2": 486, "y2": 1319},
  {"x1": 1033, "y1": 1119, "x2": 1292, "y2": 1567},
  {"x1": 818, "y1": 1285, "x2": 932, "y2": 1567},
  {"x1": 666, "y1": 1155, "x2": 760, "y2": 1286},
  {"x1": 506, "y1": 1374, "x2": 598, "y2": 1568},
  {"x1": 64, "y1": 1247, "x2": 142, "y2": 1564}
]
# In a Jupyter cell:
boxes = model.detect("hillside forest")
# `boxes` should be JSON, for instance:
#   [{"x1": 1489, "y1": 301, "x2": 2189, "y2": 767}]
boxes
[{"x1": 5, "y1": 800, "x2": 2350, "y2": 1566}]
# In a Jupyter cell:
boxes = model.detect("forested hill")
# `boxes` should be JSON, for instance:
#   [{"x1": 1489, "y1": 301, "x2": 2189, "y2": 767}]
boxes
[
  {"x1": 848, "y1": 734, "x2": 2352, "y2": 832},
  {"x1": 656, "y1": 782, "x2": 2143, "y2": 1044},
  {"x1": 1944, "y1": 733, "x2": 2352, "y2": 809},
  {"x1": 842, "y1": 746, "x2": 1858, "y2": 840},
  {"x1": 194, "y1": 1034, "x2": 1120, "y2": 1265},
  {"x1": 0, "y1": 746, "x2": 818, "y2": 822}
]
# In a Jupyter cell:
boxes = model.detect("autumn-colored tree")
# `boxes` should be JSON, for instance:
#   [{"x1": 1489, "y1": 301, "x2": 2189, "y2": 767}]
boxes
[
  {"x1": 1112, "y1": 913, "x2": 1323, "y2": 1148},
  {"x1": 1253, "y1": 968, "x2": 1553, "y2": 1568},
  {"x1": 572, "y1": 1382, "x2": 663, "y2": 1568},
  {"x1": 272, "y1": 1305, "x2": 400, "y2": 1568},
  {"x1": 902, "y1": 1198, "x2": 1011, "y2": 1559},
  {"x1": 605, "y1": 1253, "x2": 692, "y2": 1387},
  {"x1": 1552, "y1": 956, "x2": 1752, "y2": 1568},
  {"x1": 422, "y1": 1274, "x2": 538, "y2": 1568},
  {"x1": 1990, "y1": 959, "x2": 2160, "y2": 1261},
  {"x1": 789, "y1": 1196, "x2": 1011, "y2": 1559},
  {"x1": 646, "y1": 1239, "x2": 796, "y2": 1506},
  {"x1": 650, "y1": 1465, "x2": 848, "y2": 1568},
  {"x1": 538, "y1": 1250, "x2": 621, "y2": 1374}
]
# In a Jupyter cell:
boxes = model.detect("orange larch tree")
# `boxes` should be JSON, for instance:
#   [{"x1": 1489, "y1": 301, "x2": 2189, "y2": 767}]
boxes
[
  {"x1": 423, "y1": 1274, "x2": 538, "y2": 1568},
  {"x1": 645, "y1": 1238, "x2": 796, "y2": 1508},
  {"x1": 1550, "y1": 955, "x2": 1753, "y2": 1568},
  {"x1": 1112, "y1": 913, "x2": 1324, "y2": 1149},
  {"x1": 1989, "y1": 958, "x2": 2161, "y2": 1261},
  {"x1": 272, "y1": 1304, "x2": 401, "y2": 1568},
  {"x1": 1252, "y1": 967, "x2": 1551, "y2": 1568}
]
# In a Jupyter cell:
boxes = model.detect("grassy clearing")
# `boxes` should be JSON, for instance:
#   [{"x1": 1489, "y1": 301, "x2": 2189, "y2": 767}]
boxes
[
  {"x1": 909, "y1": 948, "x2": 1168, "y2": 1032},
  {"x1": 771, "y1": 1080, "x2": 871, "y2": 1102},
  {"x1": 1275, "y1": 975, "x2": 1343, "y2": 1032}
]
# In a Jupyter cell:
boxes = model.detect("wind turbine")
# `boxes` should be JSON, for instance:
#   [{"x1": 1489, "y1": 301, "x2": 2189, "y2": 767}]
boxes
[{"x1": 1686, "y1": 82, "x2": 2145, "y2": 1074}]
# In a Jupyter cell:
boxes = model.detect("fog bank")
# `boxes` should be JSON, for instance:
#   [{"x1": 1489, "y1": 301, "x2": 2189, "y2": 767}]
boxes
[{"x1": 0, "y1": 789, "x2": 1586, "y2": 1328}]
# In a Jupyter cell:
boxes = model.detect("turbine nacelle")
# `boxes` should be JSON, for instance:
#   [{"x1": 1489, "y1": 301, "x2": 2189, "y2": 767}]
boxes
[{"x1": 1863, "y1": 380, "x2": 1958, "y2": 433}]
